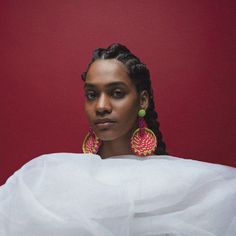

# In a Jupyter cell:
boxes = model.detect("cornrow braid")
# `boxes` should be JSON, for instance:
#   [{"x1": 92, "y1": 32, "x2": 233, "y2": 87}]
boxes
[{"x1": 81, "y1": 43, "x2": 167, "y2": 155}]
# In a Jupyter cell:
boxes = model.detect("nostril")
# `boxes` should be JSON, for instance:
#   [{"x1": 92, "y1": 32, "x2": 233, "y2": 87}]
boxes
[{"x1": 96, "y1": 108, "x2": 112, "y2": 116}]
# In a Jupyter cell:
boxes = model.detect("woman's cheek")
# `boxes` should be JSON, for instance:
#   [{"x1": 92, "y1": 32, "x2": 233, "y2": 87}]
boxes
[
  {"x1": 122, "y1": 105, "x2": 138, "y2": 126},
  {"x1": 84, "y1": 106, "x2": 93, "y2": 124}
]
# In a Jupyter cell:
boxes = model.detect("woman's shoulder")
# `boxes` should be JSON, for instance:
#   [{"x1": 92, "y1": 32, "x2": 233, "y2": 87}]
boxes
[
  {"x1": 19, "y1": 152, "x2": 236, "y2": 174},
  {"x1": 150, "y1": 154, "x2": 236, "y2": 178},
  {"x1": 20, "y1": 152, "x2": 100, "y2": 168},
  {"x1": 109, "y1": 153, "x2": 236, "y2": 172},
  {"x1": 3, "y1": 153, "x2": 100, "y2": 186},
  {"x1": 5, "y1": 152, "x2": 236, "y2": 188}
]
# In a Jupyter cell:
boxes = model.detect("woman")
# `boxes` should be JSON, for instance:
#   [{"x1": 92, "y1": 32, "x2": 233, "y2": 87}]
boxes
[
  {"x1": 81, "y1": 43, "x2": 166, "y2": 158},
  {"x1": 0, "y1": 43, "x2": 235, "y2": 236}
]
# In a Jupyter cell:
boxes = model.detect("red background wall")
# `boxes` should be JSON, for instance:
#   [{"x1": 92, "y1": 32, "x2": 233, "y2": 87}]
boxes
[{"x1": 1, "y1": 0, "x2": 235, "y2": 185}]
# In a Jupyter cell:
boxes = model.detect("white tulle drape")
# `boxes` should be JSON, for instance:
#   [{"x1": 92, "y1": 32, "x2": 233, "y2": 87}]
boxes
[{"x1": 0, "y1": 153, "x2": 236, "y2": 236}]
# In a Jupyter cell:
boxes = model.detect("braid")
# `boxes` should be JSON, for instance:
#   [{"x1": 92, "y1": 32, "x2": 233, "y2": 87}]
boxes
[
  {"x1": 82, "y1": 43, "x2": 168, "y2": 155},
  {"x1": 146, "y1": 92, "x2": 167, "y2": 155}
]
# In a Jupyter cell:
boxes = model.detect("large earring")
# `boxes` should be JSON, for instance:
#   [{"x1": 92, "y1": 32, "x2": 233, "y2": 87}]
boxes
[
  {"x1": 130, "y1": 109, "x2": 157, "y2": 156},
  {"x1": 82, "y1": 127, "x2": 102, "y2": 154}
]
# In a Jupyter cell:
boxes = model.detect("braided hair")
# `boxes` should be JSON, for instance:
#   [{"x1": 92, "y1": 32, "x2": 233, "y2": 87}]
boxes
[{"x1": 81, "y1": 43, "x2": 167, "y2": 155}]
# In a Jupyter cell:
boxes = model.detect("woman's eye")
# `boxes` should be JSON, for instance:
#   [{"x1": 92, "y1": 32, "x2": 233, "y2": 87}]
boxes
[
  {"x1": 112, "y1": 90, "x2": 125, "y2": 98},
  {"x1": 85, "y1": 91, "x2": 97, "y2": 101}
]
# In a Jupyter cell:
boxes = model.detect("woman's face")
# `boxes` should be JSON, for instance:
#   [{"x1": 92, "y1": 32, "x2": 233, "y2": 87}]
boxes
[{"x1": 84, "y1": 59, "x2": 141, "y2": 141}]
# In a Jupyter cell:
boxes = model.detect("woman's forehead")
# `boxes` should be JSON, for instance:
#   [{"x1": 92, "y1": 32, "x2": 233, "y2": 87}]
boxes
[{"x1": 85, "y1": 59, "x2": 133, "y2": 87}]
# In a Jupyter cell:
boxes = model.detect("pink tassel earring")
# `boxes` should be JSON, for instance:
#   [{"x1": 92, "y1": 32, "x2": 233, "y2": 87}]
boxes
[
  {"x1": 82, "y1": 127, "x2": 101, "y2": 154},
  {"x1": 130, "y1": 109, "x2": 157, "y2": 156}
]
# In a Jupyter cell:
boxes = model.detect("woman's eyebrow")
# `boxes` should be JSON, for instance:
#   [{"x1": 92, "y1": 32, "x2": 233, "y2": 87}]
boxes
[
  {"x1": 105, "y1": 82, "x2": 128, "y2": 88},
  {"x1": 84, "y1": 83, "x2": 95, "y2": 89},
  {"x1": 84, "y1": 82, "x2": 128, "y2": 89}
]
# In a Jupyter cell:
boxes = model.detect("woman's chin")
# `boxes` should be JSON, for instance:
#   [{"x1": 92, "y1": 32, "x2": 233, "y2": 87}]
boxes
[
  {"x1": 98, "y1": 135, "x2": 117, "y2": 142},
  {"x1": 96, "y1": 131, "x2": 119, "y2": 142}
]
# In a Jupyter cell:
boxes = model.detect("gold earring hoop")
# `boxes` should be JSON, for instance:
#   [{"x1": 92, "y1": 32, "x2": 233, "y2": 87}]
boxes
[
  {"x1": 130, "y1": 109, "x2": 157, "y2": 156},
  {"x1": 82, "y1": 127, "x2": 101, "y2": 154}
]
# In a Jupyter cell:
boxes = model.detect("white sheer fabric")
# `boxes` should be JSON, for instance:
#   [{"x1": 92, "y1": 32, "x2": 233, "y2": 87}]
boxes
[{"x1": 0, "y1": 153, "x2": 236, "y2": 236}]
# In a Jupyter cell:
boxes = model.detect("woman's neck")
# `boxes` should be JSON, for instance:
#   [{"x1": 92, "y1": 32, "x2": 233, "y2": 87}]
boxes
[{"x1": 98, "y1": 131, "x2": 134, "y2": 159}]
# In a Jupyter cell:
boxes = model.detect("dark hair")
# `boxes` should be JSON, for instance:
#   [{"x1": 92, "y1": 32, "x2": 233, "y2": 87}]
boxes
[{"x1": 81, "y1": 43, "x2": 167, "y2": 155}]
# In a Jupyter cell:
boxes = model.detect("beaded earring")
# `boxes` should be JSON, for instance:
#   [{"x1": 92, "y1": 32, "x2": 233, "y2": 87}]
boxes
[
  {"x1": 130, "y1": 109, "x2": 157, "y2": 156},
  {"x1": 82, "y1": 127, "x2": 101, "y2": 154}
]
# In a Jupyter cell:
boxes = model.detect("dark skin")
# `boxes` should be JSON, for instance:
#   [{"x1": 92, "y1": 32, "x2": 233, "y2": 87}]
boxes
[{"x1": 84, "y1": 59, "x2": 149, "y2": 158}]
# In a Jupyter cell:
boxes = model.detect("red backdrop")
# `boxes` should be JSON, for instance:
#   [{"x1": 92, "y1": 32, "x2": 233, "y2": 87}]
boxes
[{"x1": 1, "y1": 0, "x2": 236, "y2": 185}]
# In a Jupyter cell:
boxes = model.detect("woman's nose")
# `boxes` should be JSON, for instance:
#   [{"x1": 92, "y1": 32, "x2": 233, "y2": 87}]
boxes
[{"x1": 96, "y1": 93, "x2": 112, "y2": 115}]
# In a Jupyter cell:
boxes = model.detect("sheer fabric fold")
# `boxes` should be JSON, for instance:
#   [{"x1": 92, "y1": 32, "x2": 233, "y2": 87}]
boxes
[{"x1": 0, "y1": 153, "x2": 235, "y2": 236}]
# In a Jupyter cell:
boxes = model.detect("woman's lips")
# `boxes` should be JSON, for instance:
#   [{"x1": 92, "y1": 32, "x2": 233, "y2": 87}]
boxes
[
  {"x1": 95, "y1": 121, "x2": 116, "y2": 129},
  {"x1": 94, "y1": 119, "x2": 116, "y2": 129}
]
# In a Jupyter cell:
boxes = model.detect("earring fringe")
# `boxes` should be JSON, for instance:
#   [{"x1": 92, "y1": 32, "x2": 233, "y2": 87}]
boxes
[
  {"x1": 130, "y1": 110, "x2": 157, "y2": 156},
  {"x1": 82, "y1": 128, "x2": 101, "y2": 154}
]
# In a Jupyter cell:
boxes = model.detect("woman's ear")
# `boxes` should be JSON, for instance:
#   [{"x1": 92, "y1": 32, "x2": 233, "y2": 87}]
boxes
[{"x1": 139, "y1": 90, "x2": 149, "y2": 110}]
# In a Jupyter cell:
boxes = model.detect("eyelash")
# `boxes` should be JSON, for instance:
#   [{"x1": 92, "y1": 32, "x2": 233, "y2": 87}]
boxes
[
  {"x1": 85, "y1": 91, "x2": 97, "y2": 101},
  {"x1": 85, "y1": 90, "x2": 125, "y2": 101},
  {"x1": 111, "y1": 90, "x2": 125, "y2": 98}
]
